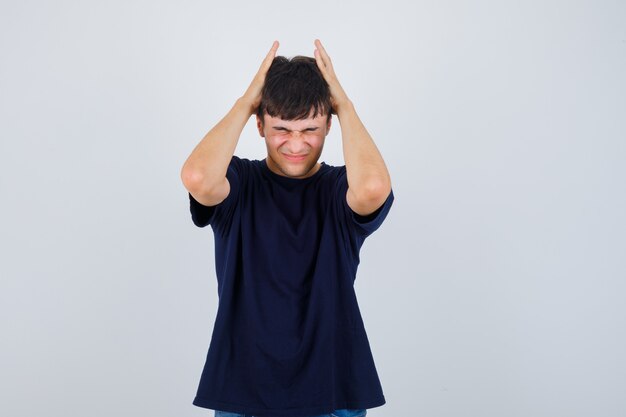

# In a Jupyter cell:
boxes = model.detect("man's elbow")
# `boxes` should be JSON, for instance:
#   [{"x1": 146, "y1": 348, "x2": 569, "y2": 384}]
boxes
[
  {"x1": 181, "y1": 166, "x2": 204, "y2": 192},
  {"x1": 362, "y1": 176, "x2": 391, "y2": 202},
  {"x1": 348, "y1": 178, "x2": 392, "y2": 216}
]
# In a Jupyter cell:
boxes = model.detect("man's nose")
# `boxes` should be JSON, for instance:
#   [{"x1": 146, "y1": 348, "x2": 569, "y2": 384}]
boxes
[{"x1": 287, "y1": 132, "x2": 308, "y2": 151}]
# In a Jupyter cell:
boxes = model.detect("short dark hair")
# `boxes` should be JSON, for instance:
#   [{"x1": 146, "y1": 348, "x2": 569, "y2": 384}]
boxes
[{"x1": 256, "y1": 55, "x2": 332, "y2": 126}]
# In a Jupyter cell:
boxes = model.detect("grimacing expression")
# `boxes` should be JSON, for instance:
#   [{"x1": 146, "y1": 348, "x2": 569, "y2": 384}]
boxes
[{"x1": 256, "y1": 111, "x2": 331, "y2": 179}]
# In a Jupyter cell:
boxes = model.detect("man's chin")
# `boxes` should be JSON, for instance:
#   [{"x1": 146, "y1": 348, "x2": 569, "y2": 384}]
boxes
[
  {"x1": 280, "y1": 163, "x2": 315, "y2": 178},
  {"x1": 283, "y1": 168, "x2": 310, "y2": 178}
]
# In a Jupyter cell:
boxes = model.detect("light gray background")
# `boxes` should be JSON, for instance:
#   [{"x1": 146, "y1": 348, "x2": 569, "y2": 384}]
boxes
[{"x1": 1, "y1": 1, "x2": 625, "y2": 416}]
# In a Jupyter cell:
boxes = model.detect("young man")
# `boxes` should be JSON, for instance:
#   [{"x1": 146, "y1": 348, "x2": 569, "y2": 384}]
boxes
[{"x1": 181, "y1": 40, "x2": 394, "y2": 417}]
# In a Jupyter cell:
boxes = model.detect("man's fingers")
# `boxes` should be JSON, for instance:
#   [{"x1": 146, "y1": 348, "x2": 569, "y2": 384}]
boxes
[
  {"x1": 266, "y1": 40, "x2": 279, "y2": 63},
  {"x1": 314, "y1": 39, "x2": 333, "y2": 68},
  {"x1": 259, "y1": 40, "x2": 279, "y2": 72},
  {"x1": 314, "y1": 39, "x2": 327, "y2": 57},
  {"x1": 267, "y1": 40, "x2": 279, "y2": 58},
  {"x1": 314, "y1": 48, "x2": 326, "y2": 74}
]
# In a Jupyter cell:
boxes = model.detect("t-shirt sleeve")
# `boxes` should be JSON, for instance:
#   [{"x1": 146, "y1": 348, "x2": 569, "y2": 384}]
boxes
[
  {"x1": 334, "y1": 166, "x2": 394, "y2": 239},
  {"x1": 188, "y1": 155, "x2": 243, "y2": 230}
]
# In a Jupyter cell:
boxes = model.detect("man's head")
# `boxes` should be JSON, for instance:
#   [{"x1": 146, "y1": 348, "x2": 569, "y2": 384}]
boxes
[{"x1": 256, "y1": 55, "x2": 332, "y2": 179}]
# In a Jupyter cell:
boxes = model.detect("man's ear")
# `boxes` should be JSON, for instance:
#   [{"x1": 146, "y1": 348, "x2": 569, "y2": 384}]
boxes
[
  {"x1": 326, "y1": 116, "x2": 332, "y2": 134},
  {"x1": 256, "y1": 114, "x2": 265, "y2": 137}
]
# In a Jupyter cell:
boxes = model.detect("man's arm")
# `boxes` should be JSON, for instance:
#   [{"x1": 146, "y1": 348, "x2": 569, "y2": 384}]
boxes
[
  {"x1": 180, "y1": 41, "x2": 280, "y2": 206},
  {"x1": 313, "y1": 39, "x2": 392, "y2": 216}
]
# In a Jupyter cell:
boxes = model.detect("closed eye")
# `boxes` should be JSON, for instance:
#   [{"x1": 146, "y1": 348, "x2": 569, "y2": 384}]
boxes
[{"x1": 273, "y1": 127, "x2": 319, "y2": 132}]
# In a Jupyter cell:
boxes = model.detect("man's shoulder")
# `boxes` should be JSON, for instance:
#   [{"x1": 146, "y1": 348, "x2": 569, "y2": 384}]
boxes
[
  {"x1": 230, "y1": 154, "x2": 257, "y2": 165},
  {"x1": 228, "y1": 155, "x2": 263, "y2": 174},
  {"x1": 319, "y1": 161, "x2": 345, "y2": 175},
  {"x1": 320, "y1": 162, "x2": 347, "y2": 183}
]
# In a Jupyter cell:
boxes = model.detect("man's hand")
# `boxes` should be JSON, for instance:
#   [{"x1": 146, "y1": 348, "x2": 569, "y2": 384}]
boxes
[
  {"x1": 313, "y1": 39, "x2": 351, "y2": 114},
  {"x1": 241, "y1": 40, "x2": 280, "y2": 116}
]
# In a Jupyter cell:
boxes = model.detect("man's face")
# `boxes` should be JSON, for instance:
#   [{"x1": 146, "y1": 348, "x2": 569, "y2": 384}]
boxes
[{"x1": 256, "y1": 110, "x2": 331, "y2": 179}]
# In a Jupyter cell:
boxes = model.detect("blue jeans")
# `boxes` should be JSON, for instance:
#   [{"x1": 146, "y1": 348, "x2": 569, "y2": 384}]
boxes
[{"x1": 214, "y1": 409, "x2": 367, "y2": 417}]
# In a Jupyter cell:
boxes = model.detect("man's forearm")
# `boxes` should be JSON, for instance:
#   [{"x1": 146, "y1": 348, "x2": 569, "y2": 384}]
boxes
[
  {"x1": 181, "y1": 97, "x2": 253, "y2": 191},
  {"x1": 337, "y1": 100, "x2": 392, "y2": 201}
]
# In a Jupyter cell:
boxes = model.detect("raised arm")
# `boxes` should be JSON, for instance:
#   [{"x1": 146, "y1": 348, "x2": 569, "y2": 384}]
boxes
[
  {"x1": 180, "y1": 40, "x2": 280, "y2": 206},
  {"x1": 313, "y1": 39, "x2": 392, "y2": 216}
]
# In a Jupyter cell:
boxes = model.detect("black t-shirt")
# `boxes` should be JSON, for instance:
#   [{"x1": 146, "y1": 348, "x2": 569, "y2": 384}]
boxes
[{"x1": 188, "y1": 155, "x2": 394, "y2": 417}]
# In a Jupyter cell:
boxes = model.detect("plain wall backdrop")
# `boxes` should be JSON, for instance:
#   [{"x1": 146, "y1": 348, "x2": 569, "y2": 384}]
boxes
[{"x1": 1, "y1": 1, "x2": 625, "y2": 416}]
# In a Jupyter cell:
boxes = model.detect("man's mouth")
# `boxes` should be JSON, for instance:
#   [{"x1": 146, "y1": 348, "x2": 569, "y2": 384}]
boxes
[{"x1": 283, "y1": 153, "x2": 307, "y2": 162}]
